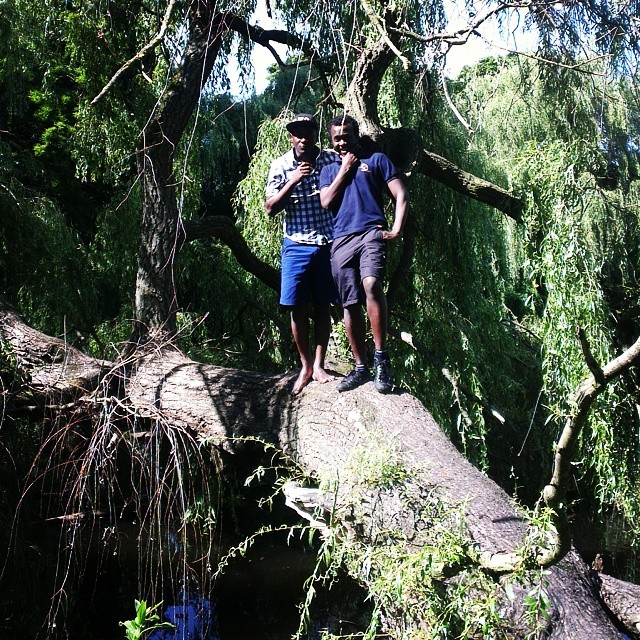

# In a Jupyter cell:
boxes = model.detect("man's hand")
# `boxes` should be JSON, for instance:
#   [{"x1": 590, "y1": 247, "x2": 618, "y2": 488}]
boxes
[
  {"x1": 292, "y1": 161, "x2": 315, "y2": 183},
  {"x1": 381, "y1": 228, "x2": 402, "y2": 242},
  {"x1": 339, "y1": 152, "x2": 359, "y2": 174},
  {"x1": 266, "y1": 161, "x2": 315, "y2": 216},
  {"x1": 320, "y1": 153, "x2": 358, "y2": 209}
]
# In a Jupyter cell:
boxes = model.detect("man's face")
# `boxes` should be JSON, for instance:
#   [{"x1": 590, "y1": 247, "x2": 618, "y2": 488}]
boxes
[
  {"x1": 329, "y1": 123, "x2": 358, "y2": 156},
  {"x1": 289, "y1": 125, "x2": 318, "y2": 158}
]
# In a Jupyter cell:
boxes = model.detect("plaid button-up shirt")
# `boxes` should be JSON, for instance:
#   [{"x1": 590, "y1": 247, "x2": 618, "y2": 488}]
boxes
[{"x1": 266, "y1": 148, "x2": 337, "y2": 245}]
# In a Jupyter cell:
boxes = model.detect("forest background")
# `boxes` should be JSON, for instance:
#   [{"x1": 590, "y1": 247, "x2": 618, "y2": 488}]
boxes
[{"x1": 1, "y1": 0, "x2": 640, "y2": 637}]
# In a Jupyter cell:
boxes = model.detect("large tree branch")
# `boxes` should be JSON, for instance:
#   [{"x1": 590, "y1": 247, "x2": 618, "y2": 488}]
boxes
[
  {"x1": 0, "y1": 299, "x2": 109, "y2": 415},
  {"x1": 182, "y1": 216, "x2": 280, "y2": 292},
  {"x1": 415, "y1": 147, "x2": 523, "y2": 221},
  {"x1": 344, "y1": 37, "x2": 395, "y2": 138},
  {"x1": 360, "y1": 0, "x2": 411, "y2": 71}
]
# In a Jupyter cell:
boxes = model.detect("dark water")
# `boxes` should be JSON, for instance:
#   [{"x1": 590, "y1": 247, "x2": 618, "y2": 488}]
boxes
[
  {"x1": 140, "y1": 534, "x2": 371, "y2": 640},
  {"x1": 0, "y1": 516, "x2": 370, "y2": 640}
]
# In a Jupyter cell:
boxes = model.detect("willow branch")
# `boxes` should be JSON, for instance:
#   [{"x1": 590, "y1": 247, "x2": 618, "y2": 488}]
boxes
[
  {"x1": 91, "y1": 0, "x2": 177, "y2": 105},
  {"x1": 388, "y1": 1, "x2": 531, "y2": 46},
  {"x1": 360, "y1": 0, "x2": 411, "y2": 70},
  {"x1": 388, "y1": 326, "x2": 505, "y2": 423},
  {"x1": 541, "y1": 333, "x2": 640, "y2": 563},
  {"x1": 385, "y1": 216, "x2": 416, "y2": 309},
  {"x1": 441, "y1": 72, "x2": 473, "y2": 134},
  {"x1": 482, "y1": 40, "x2": 609, "y2": 74}
]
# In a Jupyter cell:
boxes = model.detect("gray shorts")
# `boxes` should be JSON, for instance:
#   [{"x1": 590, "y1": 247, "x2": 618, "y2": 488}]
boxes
[{"x1": 330, "y1": 228, "x2": 386, "y2": 307}]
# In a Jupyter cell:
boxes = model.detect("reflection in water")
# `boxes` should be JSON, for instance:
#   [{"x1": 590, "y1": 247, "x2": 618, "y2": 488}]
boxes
[
  {"x1": 5, "y1": 511, "x2": 371, "y2": 638},
  {"x1": 149, "y1": 594, "x2": 217, "y2": 640},
  {"x1": 141, "y1": 533, "x2": 372, "y2": 640}
]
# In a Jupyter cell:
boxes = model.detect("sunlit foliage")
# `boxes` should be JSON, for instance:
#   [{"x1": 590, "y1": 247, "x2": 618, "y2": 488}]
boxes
[{"x1": 450, "y1": 55, "x2": 640, "y2": 564}]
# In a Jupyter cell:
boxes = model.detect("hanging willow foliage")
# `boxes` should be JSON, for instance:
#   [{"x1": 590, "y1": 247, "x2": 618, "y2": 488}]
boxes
[{"x1": 452, "y1": 56, "x2": 640, "y2": 536}]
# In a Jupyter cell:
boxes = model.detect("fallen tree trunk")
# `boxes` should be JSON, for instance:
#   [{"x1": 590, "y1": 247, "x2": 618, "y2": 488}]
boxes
[
  {"x1": 0, "y1": 299, "x2": 635, "y2": 638},
  {"x1": 598, "y1": 572, "x2": 640, "y2": 637}
]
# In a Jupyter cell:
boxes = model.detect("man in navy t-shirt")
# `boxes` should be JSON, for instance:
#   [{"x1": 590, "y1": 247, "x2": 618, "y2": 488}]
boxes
[{"x1": 319, "y1": 115, "x2": 408, "y2": 393}]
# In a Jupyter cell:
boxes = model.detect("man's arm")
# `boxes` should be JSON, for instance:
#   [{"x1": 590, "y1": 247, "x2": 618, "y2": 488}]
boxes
[
  {"x1": 319, "y1": 153, "x2": 358, "y2": 209},
  {"x1": 265, "y1": 162, "x2": 314, "y2": 217},
  {"x1": 381, "y1": 177, "x2": 409, "y2": 242}
]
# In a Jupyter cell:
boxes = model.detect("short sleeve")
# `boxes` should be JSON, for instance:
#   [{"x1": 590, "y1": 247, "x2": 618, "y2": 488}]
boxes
[
  {"x1": 265, "y1": 162, "x2": 285, "y2": 198},
  {"x1": 318, "y1": 163, "x2": 335, "y2": 190},
  {"x1": 378, "y1": 153, "x2": 398, "y2": 184}
]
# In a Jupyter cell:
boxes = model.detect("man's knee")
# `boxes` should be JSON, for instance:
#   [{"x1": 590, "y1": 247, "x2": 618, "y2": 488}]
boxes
[{"x1": 362, "y1": 275, "x2": 382, "y2": 298}]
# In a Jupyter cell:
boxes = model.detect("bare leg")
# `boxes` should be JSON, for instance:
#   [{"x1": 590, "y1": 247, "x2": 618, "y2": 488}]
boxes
[
  {"x1": 291, "y1": 304, "x2": 313, "y2": 395},
  {"x1": 362, "y1": 276, "x2": 387, "y2": 352},
  {"x1": 343, "y1": 303, "x2": 368, "y2": 366},
  {"x1": 312, "y1": 303, "x2": 334, "y2": 383}
]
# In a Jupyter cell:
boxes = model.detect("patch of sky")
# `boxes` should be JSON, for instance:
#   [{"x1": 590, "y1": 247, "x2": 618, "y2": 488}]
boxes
[{"x1": 227, "y1": 1, "x2": 538, "y2": 97}]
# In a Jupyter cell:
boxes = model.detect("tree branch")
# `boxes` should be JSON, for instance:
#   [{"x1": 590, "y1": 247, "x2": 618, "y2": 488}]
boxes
[
  {"x1": 388, "y1": 1, "x2": 532, "y2": 47},
  {"x1": 542, "y1": 333, "x2": 640, "y2": 562},
  {"x1": 91, "y1": 8, "x2": 330, "y2": 107},
  {"x1": 360, "y1": 0, "x2": 411, "y2": 71},
  {"x1": 440, "y1": 71, "x2": 474, "y2": 133},
  {"x1": 596, "y1": 571, "x2": 640, "y2": 637},
  {"x1": 91, "y1": 0, "x2": 177, "y2": 105},
  {"x1": 414, "y1": 147, "x2": 523, "y2": 221},
  {"x1": 577, "y1": 327, "x2": 605, "y2": 385},
  {"x1": 0, "y1": 299, "x2": 109, "y2": 411},
  {"x1": 182, "y1": 216, "x2": 280, "y2": 292}
]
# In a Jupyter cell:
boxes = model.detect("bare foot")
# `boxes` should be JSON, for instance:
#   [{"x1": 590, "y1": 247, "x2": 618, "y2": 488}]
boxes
[
  {"x1": 313, "y1": 366, "x2": 335, "y2": 384},
  {"x1": 292, "y1": 367, "x2": 313, "y2": 395}
]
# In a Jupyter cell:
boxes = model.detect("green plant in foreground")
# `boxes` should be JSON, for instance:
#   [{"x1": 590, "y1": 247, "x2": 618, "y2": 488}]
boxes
[
  {"x1": 508, "y1": 504, "x2": 556, "y2": 638},
  {"x1": 120, "y1": 600, "x2": 175, "y2": 640}
]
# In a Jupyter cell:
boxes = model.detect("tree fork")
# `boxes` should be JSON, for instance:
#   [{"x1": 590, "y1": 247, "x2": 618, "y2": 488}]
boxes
[{"x1": 339, "y1": 34, "x2": 524, "y2": 220}]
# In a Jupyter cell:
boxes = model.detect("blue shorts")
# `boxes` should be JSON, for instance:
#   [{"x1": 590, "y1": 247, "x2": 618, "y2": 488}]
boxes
[{"x1": 280, "y1": 239, "x2": 338, "y2": 308}]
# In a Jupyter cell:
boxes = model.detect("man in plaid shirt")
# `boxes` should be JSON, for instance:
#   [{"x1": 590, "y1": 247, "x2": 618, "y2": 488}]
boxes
[{"x1": 265, "y1": 114, "x2": 338, "y2": 395}]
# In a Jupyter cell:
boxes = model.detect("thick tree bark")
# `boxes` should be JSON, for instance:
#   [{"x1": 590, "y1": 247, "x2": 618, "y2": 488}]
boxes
[
  {"x1": 597, "y1": 572, "x2": 640, "y2": 637},
  {"x1": 0, "y1": 299, "x2": 635, "y2": 639},
  {"x1": 0, "y1": 299, "x2": 109, "y2": 413},
  {"x1": 414, "y1": 147, "x2": 524, "y2": 221},
  {"x1": 133, "y1": 6, "x2": 231, "y2": 337}
]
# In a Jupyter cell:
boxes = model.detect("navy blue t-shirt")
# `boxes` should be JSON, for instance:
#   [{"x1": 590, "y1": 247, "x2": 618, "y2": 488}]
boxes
[{"x1": 319, "y1": 152, "x2": 399, "y2": 239}]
